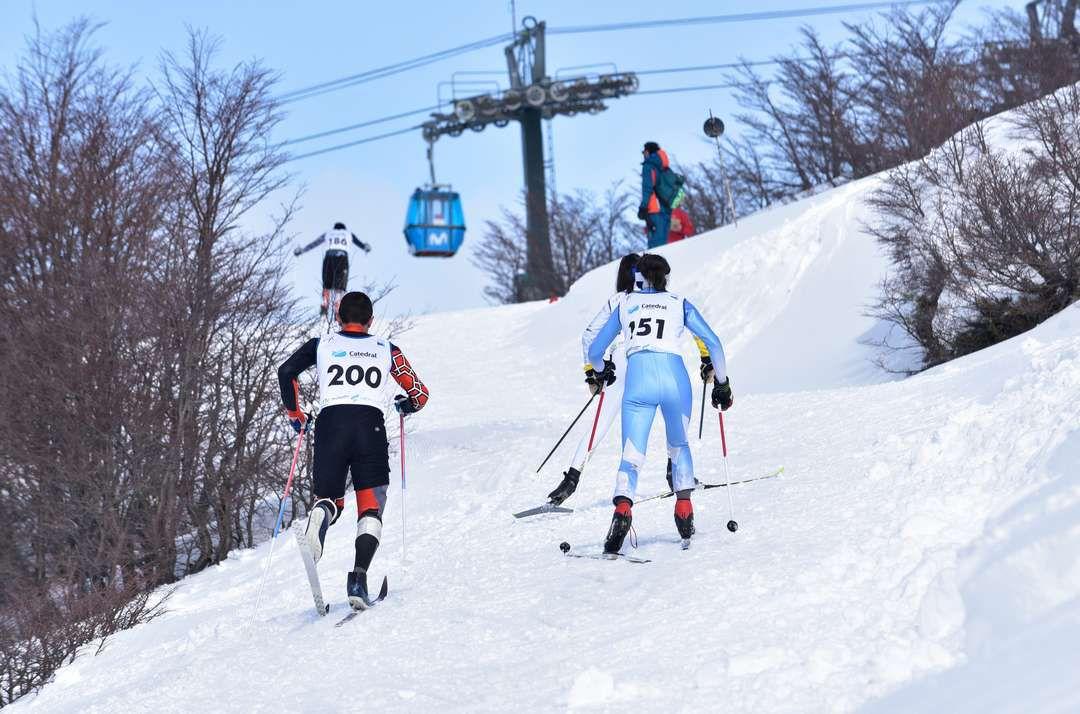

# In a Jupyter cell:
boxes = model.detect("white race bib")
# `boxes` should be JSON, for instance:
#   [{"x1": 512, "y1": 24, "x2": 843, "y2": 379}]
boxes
[
  {"x1": 325, "y1": 229, "x2": 350, "y2": 252},
  {"x1": 620, "y1": 291, "x2": 686, "y2": 358},
  {"x1": 316, "y1": 333, "x2": 393, "y2": 413}
]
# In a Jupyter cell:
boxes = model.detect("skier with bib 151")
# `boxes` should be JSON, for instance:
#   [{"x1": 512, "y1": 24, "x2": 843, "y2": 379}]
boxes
[
  {"x1": 586, "y1": 254, "x2": 733, "y2": 555},
  {"x1": 546, "y1": 253, "x2": 716, "y2": 506},
  {"x1": 277, "y1": 291, "x2": 428, "y2": 609},
  {"x1": 294, "y1": 222, "x2": 372, "y2": 317}
]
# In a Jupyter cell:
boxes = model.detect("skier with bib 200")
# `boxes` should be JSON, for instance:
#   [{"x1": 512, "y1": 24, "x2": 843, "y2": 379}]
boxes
[
  {"x1": 586, "y1": 254, "x2": 733, "y2": 555},
  {"x1": 294, "y1": 222, "x2": 372, "y2": 317},
  {"x1": 277, "y1": 291, "x2": 429, "y2": 609}
]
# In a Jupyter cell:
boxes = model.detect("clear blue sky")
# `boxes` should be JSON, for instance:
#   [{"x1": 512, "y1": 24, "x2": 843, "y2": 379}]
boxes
[{"x1": 1, "y1": 0, "x2": 1017, "y2": 315}]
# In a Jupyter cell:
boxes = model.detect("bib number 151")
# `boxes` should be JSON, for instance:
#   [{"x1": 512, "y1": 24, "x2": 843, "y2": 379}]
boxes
[{"x1": 628, "y1": 317, "x2": 666, "y2": 339}]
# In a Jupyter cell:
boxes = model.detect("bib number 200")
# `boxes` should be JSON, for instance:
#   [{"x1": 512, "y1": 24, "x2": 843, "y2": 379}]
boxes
[{"x1": 328, "y1": 364, "x2": 382, "y2": 388}]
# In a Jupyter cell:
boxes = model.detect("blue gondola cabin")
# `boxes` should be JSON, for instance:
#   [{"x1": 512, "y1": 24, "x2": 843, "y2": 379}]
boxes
[{"x1": 403, "y1": 187, "x2": 466, "y2": 257}]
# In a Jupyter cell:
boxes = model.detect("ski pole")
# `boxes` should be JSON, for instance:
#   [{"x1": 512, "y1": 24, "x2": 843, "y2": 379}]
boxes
[
  {"x1": 719, "y1": 412, "x2": 739, "y2": 532},
  {"x1": 636, "y1": 466, "x2": 785, "y2": 504},
  {"x1": 698, "y1": 381, "x2": 707, "y2": 439},
  {"x1": 400, "y1": 412, "x2": 407, "y2": 562},
  {"x1": 535, "y1": 391, "x2": 599, "y2": 473},
  {"x1": 251, "y1": 424, "x2": 306, "y2": 622},
  {"x1": 586, "y1": 386, "x2": 607, "y2": 453}
]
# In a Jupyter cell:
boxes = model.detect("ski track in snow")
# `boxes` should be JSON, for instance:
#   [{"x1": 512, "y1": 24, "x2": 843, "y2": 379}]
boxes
[{"x1": 15, "y1": 128, "x2": 1080, "y2": 713}]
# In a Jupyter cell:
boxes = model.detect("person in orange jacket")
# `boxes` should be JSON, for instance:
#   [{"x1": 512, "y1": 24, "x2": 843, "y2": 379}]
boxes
[{"x1": 667, "y1": 206, "x2": 695, "y2": 244}]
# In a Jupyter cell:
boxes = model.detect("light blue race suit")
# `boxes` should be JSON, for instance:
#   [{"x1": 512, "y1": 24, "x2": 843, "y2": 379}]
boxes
[{"x1": 587, "y1": 289, "x2": 727, "y2": 502}]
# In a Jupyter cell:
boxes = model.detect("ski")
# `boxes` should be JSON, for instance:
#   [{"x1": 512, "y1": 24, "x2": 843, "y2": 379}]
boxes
[
  {"x1": 638, "y1": 466, "x2": 785, "y2": 503},
  {"x1": 294, "y1": 529, "x2": 330, "y2": 617},
  {"x1": 563, "y1": 551, "x2": 651, "y2": 564},
  {"x1": 513, "y1": 504, "x2": 574, "y2": 518},
  {"x1": 335, "y1": 577, "x2": 389, "y2": 628}
]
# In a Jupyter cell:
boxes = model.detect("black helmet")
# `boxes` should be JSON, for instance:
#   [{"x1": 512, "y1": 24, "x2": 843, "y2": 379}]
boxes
[{"x1": 333, "y1": 222, "x2": 347, "y2": 230}]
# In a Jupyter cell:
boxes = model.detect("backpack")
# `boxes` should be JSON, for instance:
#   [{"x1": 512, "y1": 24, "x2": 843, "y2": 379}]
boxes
[{"x1": 655, "y1": 166, "x2": 686, "y2": 210}]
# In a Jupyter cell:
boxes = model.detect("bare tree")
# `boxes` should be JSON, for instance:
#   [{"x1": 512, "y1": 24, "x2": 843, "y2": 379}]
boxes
[
  {"x1": 866, "y1": 84, "x2": 1080, "y2": 369},
  {"x1": 0, "y1": 22, "x2": 302, "y2": 704},
  {"x1": 474, "y1": 184, "x2": 638, "y2": 303},
  {"x1": 0, "y1": 18, "x2": 172, "y2": 704}
]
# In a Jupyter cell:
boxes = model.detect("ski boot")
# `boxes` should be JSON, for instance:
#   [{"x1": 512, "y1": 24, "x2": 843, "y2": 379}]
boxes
[
  {"x1": 675, "y1": 498, "x2": 695, "y2": 549},
  {"x1": 347, "y1": 569, "x2": 376, "y2": 610},
  {"x1": 300, "y1": 499, "x2": 337, "y2": 564},
  {"x1": 603, "y1": 499, "x2": 633, "y2": 557},
  {"x1": 547, "y1": 467, "x2": 581, "y2": 506}
]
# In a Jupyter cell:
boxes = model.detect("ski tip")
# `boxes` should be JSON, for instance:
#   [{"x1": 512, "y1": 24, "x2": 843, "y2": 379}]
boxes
[
  {"x1": 378, "y1": 576, "x2": 389, "y2": 599},
  {"x1": 513, "y1": 504, "x2": 574, "y2": 518}
]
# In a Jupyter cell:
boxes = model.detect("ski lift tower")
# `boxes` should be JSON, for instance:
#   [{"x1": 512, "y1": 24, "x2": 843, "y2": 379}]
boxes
[{"x1": 421, "y1": 17, "x2": 638, "y2": 300}]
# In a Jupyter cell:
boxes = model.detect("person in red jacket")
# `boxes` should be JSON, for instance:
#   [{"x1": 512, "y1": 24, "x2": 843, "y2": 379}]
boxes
[{"x1": 667, "y1": 207, "x2": 695, "y2": 244}]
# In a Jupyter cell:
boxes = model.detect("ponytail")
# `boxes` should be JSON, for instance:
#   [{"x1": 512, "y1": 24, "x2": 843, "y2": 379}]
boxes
[{"x1": 616, "y1": 253, "x2": 640, "y2": 293}]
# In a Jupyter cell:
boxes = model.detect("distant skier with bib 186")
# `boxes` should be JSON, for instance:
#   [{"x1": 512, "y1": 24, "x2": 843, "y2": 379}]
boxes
[
  {"x1": 586, "y1": 254, "x2": 733, "y2": 555},
  {"x1": 277, "y1": 291, "x2": 428, "y2": 609},
  {"x1": 294, "y1": 222, "x2": 372, "y2": 317}
]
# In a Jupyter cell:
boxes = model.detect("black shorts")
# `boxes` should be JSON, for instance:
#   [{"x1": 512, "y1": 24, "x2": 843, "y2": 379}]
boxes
[
  {"x1": 312, "y1": 405, "x2": 390, "y2": 499},
  {"x1": 322, "y1": 252, "x2": 349, "y2": 291}
]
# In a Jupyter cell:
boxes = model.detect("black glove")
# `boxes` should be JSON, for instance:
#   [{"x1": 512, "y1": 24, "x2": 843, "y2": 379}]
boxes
[
  {"x1": 711, "y1": 378, "x2": 733, "y2": 411},
  {"x1": 361, "y1": 242, "x2": 372, "y2": 254},
  {"x1": 585, "y1": 359, "x2": 617, "y2": 395},
  {"x1": 394, "y1": 395, "x2": 418, "y2": 415},
  {"x1": 637, "y1": 206, "x2": 648, "y2": 220},
  {"x1": 292, "y1": 247, "x2": 301, "y2": 257},
  {"x1": 699, "y1": 355, "x2": 714, "y2": 383}
]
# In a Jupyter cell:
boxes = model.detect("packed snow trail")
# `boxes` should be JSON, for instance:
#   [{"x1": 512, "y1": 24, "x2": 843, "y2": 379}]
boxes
[{"x1": 15, "y1": 122, "x2": 1080, "y2": 711}]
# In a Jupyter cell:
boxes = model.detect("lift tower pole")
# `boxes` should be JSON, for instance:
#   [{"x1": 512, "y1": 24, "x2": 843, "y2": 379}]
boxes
[
  {"x1": 420, "y1": 17, "x2": 638, "y2": 301},
  {"x1": 506, "y1": 20, "x2": 555, "y2": 299}
]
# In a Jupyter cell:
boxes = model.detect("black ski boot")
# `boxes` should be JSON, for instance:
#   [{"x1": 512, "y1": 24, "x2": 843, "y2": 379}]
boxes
[
  {"x1": 675, "y1": 498, "x2": 695, "y2": 545},
  {"x1": 347, "y1": 569, "x2": 376, "y2": 610},
  {"x1": 603, "y1": 499, "x2": 633, "y2": 556},
  {"x1": 547, "y1": 467, "x2": 581, "y2": 505}
]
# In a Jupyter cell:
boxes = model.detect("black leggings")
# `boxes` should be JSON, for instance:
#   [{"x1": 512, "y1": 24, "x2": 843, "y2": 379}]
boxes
[
  {"x1": 322, "y1": 252, "x2": 349, "y2": 291},
  {"x1": 312, "y1": 405, "x2": 389, "y2": 499}
]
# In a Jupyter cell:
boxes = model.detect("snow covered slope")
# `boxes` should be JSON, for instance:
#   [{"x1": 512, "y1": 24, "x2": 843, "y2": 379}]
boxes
[{"x1": 14, "y1": 133, "x2": 1080, "y2": 713}]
